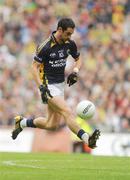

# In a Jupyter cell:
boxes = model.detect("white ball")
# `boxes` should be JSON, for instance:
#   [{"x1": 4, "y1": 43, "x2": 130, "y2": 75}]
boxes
[{"x1": 76, "y1": 100, "x2": 96, "y2": 119}]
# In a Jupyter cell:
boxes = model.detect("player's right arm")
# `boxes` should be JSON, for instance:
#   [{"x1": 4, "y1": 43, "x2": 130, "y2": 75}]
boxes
[
  {"x1": 32, "y1": 43, "x2": 45, "y2": 87},
  {"x1": 31, "y1": 60, "x2": 42, "y2": 87},
  {"x1": 32, "y1": 41, "x2": 52, "y2": 103},
  {"x1": 32, "y1": 37, "x2": 51, "y2": 87}
]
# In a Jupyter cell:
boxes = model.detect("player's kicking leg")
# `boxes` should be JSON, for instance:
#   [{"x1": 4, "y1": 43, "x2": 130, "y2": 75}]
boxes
[{"x1": 48, "y1": 96, "x2": 101, "y2": 149}]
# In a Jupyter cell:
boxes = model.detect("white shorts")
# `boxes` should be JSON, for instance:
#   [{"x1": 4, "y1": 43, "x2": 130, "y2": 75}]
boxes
[{"x1": 48, "y1": 82, "x2": 65, "y2": 97}]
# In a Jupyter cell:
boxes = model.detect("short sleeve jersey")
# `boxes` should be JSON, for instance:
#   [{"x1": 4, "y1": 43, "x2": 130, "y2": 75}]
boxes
[{"x1": 34, "y1": 31, "x2": 80, "y2": 84}]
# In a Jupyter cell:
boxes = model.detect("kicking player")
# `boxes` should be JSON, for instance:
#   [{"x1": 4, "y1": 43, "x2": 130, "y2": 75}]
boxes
[{"x1": 12, "y1": 18, "x2": 100, "y2": 148}]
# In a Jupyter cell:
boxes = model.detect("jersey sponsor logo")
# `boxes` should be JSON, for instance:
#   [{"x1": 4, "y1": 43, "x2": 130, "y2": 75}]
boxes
[{"x1": 49, "y1": 59, "x2": 66, "y2": 67}]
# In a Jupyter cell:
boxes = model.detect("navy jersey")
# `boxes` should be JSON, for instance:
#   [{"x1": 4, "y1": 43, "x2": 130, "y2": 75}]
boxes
[{"x1": 34, "y1": 31, "x2": 80, "y2": 84}]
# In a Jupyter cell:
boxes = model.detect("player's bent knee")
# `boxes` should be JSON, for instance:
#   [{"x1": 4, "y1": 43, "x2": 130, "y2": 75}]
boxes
[{"x1": 46, "y1": 122, "x2": 59, "y2": 131}]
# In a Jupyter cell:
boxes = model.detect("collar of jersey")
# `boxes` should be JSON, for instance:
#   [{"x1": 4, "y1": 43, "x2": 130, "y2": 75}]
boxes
[
  {"x1": 51, "y1": 31, "x2": 70, "y2": 45},
  {"x1": 51, "y1": 31, "x2": 59, "y2": 45}
]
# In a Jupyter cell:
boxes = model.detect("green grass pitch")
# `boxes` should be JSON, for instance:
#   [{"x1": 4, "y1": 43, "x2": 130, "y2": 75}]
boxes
[{"x1": 0, "y1": 152, "x2": 130, "y2": 180}]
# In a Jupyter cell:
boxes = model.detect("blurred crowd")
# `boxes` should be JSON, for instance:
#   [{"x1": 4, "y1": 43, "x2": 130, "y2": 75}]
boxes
[{"x1": 0, "y1": 0, "x2": 130, "y2": 132}]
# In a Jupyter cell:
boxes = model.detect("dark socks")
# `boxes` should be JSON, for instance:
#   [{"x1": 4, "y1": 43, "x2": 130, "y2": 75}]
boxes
[
  {"x1": 77, "y1": 129, "x2": 86, "y2": 139},
  {"x1": 27, "y1": 118, "x2": 36, "y2": 128}
]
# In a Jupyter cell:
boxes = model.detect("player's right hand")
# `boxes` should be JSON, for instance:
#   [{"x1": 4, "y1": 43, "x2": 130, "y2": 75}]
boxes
[{"x1": 39, "y1": 84, "x2": 52, "y2": 104}]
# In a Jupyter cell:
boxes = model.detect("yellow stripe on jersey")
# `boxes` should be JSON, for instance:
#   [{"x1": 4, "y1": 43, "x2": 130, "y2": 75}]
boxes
[
  {"x1": 39, "y1": 64, "x2": 44, "y2": 84},
  {"x1": 51, "y1": 41, "x2": 56, "y2": 47},
  {"x1": 65, "y1": 40, "x2": 69, "y2": 43},
  {"x1": 39, "y1": 64, "x2": 48, "y2": 85},
  {"x1": 37, "y1": 37, "x2": 51, "y2": 54}
]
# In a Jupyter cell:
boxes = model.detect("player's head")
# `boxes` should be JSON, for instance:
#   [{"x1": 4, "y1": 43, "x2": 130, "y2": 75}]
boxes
[{"x1": 57, "y1": 18, "x2": 75, "y2": 42}]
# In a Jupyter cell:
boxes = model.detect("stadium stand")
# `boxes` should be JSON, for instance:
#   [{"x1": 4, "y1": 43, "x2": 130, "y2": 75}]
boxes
[{"x1": 0, "y1": 0, "x2": 130, "y2": 136}]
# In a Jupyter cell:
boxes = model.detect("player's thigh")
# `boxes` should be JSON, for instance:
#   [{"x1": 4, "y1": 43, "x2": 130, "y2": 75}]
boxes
[
  {"x1": 47, "y1": 104, "x2": 61, "y2": 121},
  {"x1": 47, "y1": 104, "x2": 62, "y2": 127},
  {"x1": 48, "y1": 96, "x2": 70, "y2": 114},
  {"x1": 47, "y1": 82, "x2": 71, "y2": 115}
]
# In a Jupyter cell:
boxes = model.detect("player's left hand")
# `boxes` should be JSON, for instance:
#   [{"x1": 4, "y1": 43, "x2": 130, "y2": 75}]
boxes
[{"x1": 67, "y1": 72, "x2": 78, "y2": 86}]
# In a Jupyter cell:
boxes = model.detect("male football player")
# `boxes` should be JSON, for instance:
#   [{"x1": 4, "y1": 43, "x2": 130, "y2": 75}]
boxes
[{"x1": 12, "y1": 18, "x2": 100, "y2": 148}]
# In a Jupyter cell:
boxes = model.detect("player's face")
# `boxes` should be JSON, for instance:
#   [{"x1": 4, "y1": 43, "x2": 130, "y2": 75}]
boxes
[{"x1": 61, "y1": 28, "x2": 74, "y2": 42}]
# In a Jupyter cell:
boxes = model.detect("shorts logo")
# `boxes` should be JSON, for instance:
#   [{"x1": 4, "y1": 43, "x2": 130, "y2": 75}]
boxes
[{"x1": 50, "y1": 53, "x2": 56, "y2": 58}]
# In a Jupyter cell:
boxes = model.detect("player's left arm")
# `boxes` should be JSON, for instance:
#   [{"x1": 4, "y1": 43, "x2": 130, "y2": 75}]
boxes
[
  {"x1": 67, "y1": 41, "x2": 81, "y2": 86},
  {"x1": 73, "y1": 57, "x2": 81, "y2": 73},
  {"x1": 67, "y1": 57, "x2": 81, "y2": 86}
]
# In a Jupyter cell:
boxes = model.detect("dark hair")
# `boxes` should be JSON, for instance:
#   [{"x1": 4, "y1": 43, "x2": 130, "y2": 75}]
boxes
[{"x1": 57, "y1": 18, "x2": 75, "y2": 31}]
